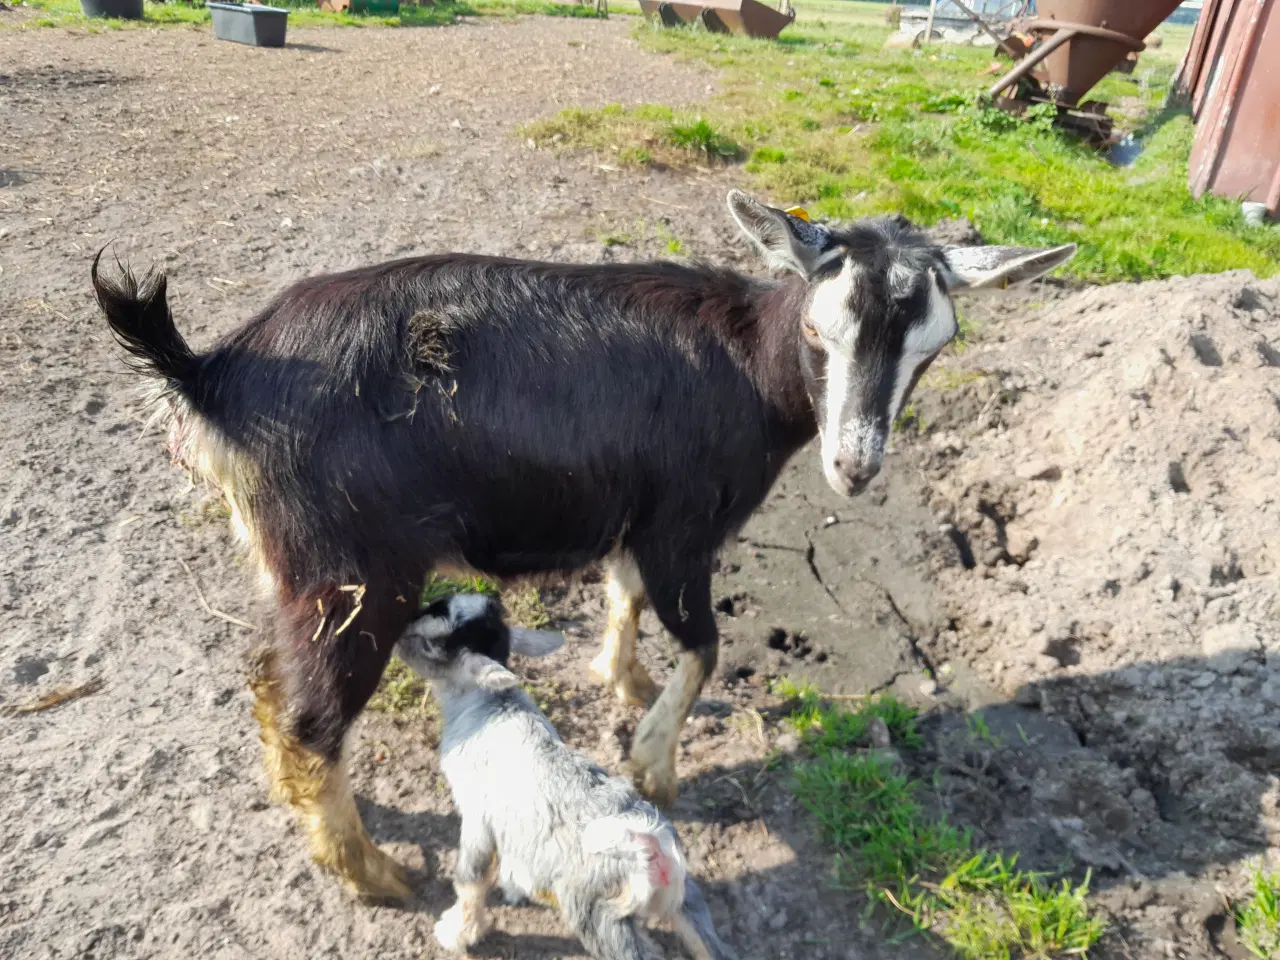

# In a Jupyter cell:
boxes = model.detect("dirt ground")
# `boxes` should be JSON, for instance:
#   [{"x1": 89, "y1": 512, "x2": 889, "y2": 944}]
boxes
[{"x1": 2, "y1": 14, "x2": 1277, "y2": 960}]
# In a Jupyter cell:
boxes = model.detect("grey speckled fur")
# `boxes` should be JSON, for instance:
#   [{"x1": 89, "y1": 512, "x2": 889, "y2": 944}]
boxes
[{"x1": 397, "y1": 595, "x2": 737, "y2": 960}]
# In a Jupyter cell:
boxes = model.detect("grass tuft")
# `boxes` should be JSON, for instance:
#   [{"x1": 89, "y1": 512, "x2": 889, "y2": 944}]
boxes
[
  {"x1": 367, "y1": 656, "x2": 431, "y2": 715},
  {"x1": 1235, "y1": 863, "x2": 1280, "y2": 959},
  {"x1": 785, "y1": 691, "x2": 1105, "y2": 959}
]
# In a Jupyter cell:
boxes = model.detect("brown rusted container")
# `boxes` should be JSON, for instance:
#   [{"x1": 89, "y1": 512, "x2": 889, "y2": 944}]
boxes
[
  {"x1": 1030, "y1": 0, "x2": 1184, "y2": 102},
  {"x1": 1179, "y1": 0, "x2": 1280, "y2": 214},
  {"x1": 637, "y1": 0, "x2": 795, "y2": 38}
]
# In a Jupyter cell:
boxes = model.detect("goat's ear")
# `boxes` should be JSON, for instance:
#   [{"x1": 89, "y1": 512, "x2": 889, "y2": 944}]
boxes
[
  {"x1": 727, "y1": 190, "x2": 836, "y2": 278},
  {"x1": 509, "y1": 627, "x2": 566, "y2": 659},
  {"x1": 941, "y1": 243, "x2": 1077, "y2": 293},
  {"x1": 459, "y1": 652, "x2": 522, "y2": 692}
]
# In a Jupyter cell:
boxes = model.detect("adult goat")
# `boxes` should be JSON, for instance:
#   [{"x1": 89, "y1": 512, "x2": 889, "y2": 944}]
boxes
[{"x1": 92, "y1": 191, "x2": 1075, "y2": 900}]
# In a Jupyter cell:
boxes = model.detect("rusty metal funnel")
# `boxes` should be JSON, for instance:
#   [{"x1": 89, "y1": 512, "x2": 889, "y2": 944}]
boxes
[
  {"x1": 638, "y1": 0, "x2": 795, "y2": 38},
  {"x1": 1030, "y1": 0, "x2": 1184, "y2": 103}
]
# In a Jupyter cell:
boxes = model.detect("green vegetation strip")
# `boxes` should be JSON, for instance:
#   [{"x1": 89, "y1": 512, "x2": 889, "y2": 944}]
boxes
[
  {"x1": 523, "y1": 20, "x2": 1280, "y2": 282},
  {"x1": 11, "y1": 0, "x2": 639, "y2": 30},
  {"x1": 778, "y1": 681, "x2": 1104, "y2": 959},
  {"x1": 1235, "y1": 863, "x2": 1280, "y2": 960}
]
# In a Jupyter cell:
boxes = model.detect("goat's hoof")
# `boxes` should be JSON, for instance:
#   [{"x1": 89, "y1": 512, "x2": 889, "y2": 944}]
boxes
[
  {"x1": 618, "y1": 664, "x2": 661, "y2": 708},
  {"x1": 630, "y1": 761, "x2": 679, "y2": 809},
  {"x1": 347, "y1": 845, "x2": 414, "y2": 904},
  {"x1": 435, "y1": 903, "x2": 491, "y2": 952}
]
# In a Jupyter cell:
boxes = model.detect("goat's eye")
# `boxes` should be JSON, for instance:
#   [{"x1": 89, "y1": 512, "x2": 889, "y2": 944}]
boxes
[{"x1": 802, "y1": 323, "x2": 822, "y2": 345}]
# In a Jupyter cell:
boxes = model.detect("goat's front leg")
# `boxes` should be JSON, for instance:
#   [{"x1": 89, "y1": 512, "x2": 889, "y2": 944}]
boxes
[
  {"x1": 249, "y1": 583, "x2": 416, "y2": 902},
  {"x1": 435, "y1": 820, "x2": 498, "y2": 952},
  {"x1": 626, "y1": 563, "x2": 717, "y2": 808},
  {"x1": 589, "y1": 553, "x2": 660, "y2": 708}
]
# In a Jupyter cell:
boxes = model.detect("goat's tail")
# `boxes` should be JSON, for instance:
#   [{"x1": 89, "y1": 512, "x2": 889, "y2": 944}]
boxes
[{"x1": 92, "y1": 249, "x2": 201, "y2": 400}]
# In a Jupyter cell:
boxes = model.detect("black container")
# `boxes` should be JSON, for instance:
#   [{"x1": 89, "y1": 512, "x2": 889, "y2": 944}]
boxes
[
  {"x1": 207, "y1": 2, "x2": 289, "y2": 47},
  {"x1": 80, "y1": 0, "x2": 144, "y2": 18}
]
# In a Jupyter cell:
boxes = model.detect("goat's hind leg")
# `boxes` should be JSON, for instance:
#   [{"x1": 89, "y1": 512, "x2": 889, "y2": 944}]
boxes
[
  {"x1": 249, "y1": 584, "x2": 415, "y2": 902},
  {"x1": 589, "y1": 553, "x2": 660, "y2": 708},
  {"x1": 435, "y1": 820, "x2": 498, "y2": 952}
]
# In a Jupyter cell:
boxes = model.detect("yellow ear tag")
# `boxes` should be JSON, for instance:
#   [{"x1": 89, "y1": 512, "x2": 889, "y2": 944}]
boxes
[{"x1": 784, "y1": 206, "x2": 811, "y2": 222}]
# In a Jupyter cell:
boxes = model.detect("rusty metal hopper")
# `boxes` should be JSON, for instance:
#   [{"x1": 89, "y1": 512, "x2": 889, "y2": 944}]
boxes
[
  {"x1": 1029, "y1": 0, "x2": 1185, "y2": 102},
  {"x1": 638, "y1": 0, "x2": 795, "y2": 38},
  {"x1": 989, "y1": 0, "x2": 1184, "y2": 141}
]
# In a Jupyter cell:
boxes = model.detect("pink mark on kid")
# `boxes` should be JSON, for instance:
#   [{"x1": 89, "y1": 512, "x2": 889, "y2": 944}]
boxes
[{"x1": 642, "y1": 834, "x2": 672, "y2": 887}]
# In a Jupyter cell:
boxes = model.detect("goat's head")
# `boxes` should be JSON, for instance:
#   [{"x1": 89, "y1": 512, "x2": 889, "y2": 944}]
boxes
[
  {"x1": 728, "y1": 190, "x2": 1076, "y2": 497},
  {"x1": 397, "y1": 593, "x2": 565, "y2": 692}
]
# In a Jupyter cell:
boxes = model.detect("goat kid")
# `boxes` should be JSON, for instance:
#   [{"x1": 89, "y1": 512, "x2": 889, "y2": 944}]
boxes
[
  {"x1": 398, "y1": 594, "x2": 736, "y2": 960},
  {"x1": 92, "y1": 190, "x2": 1074, "y2": 900}
]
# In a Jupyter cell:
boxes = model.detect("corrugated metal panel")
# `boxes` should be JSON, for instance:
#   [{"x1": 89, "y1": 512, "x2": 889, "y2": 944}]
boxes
[{"x1": 1185, "y1": 0, "x2": 1280, "y2": 214}]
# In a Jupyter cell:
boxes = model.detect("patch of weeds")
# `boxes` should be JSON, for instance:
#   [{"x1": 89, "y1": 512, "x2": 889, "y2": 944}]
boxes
[
  {"x1": 503, "y1": 584, "x2": 549, "y2": 629},
  {"x1": 421, "y1": 573, "x2": 499, "y2": 605},
  {"x1": 781, "y1": 683, "x2": 923, "y2": 751},
  {"x1": 894, "y1": 402, "x2": 922, "y2": 434},
  {"x1": 965, "y1": 711, "x2": 1004, "y2": 749},
  {"x1": 617, "y1": 146, "x2": 653, "y2": 166},
  {"x1": 747, "y1": 146, "x2": 787, "y2": 168},
  {"x1": 922, "y1": 854, "x2": 1105, "y2": 960},
  {"x1": 1235, "y1": 863, "x2": 1280, "y2": 959},
  {"x1": 664, "y1": 116, "x2": 742, "y2": 161},
  {"x1": 920, "y1": 366, "x2": 987, "y2": 393},
  {"x1": 368, "y1": 656, "x2": 431, "y2": 715},
  {"x1": 786, "y1": 692, "x2": 1105, "y2": 959},
  {"x1": 654, "y1": 222, "x2": 684, "y2": 255},
  {"x1": 462, "y1": 0, "x2": 609, "y2": 18},
  {"x1": 521, "y1": 675, "x2": 570, "y2": 726}
]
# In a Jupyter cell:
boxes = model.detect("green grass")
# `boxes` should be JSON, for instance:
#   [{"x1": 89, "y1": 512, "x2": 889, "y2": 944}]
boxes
[
  {"x1": 1235, "y1": 863, "x2": 1280, "y2": 960},
  {"x1": 9, "y1": 0, "x2": 633, "y2": 31},
  {"x1": 14, "y1": 0, "x2": 401, "y2": 28},
  {"x1": 523, "y1": 18, "x2": 1280, "y2": 283},
  {"x1": 367, "y1": 655, "x2": 433, "y2": 714},
  {"x1": 782, "y1": 685, "x2": 1105, "y2": 959}
]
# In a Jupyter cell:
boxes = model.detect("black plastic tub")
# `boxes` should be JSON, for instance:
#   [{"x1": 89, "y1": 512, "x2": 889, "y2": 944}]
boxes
[
  {"x1": 80, "y1": 0, "x2": 144, "y2": 18},
  {"x1": 207, "y1": 2, "x2": 289, "y2": 47}
]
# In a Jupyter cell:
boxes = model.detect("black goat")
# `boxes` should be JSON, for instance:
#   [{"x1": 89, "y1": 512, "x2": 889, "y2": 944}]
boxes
[{"x1": 92, "y1": 191, "x2": 1074, "y2": 900}]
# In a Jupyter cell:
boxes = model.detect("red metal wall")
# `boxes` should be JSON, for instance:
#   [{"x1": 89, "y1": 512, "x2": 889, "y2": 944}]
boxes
[{"x1": 1179, "y1": 0, "x2": 1280, "y2": 214}]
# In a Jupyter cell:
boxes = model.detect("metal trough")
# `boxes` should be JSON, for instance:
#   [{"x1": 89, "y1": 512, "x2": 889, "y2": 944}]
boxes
[
  {"x1": 637, "y1": 0, "x2": 795, "y2": 38},
  {"x1": 989, "y1": 0, "x2": 1184, "y2": 140}
]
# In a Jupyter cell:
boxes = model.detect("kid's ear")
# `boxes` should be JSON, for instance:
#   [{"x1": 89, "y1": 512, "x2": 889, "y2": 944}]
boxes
[
  {"x1": 509, "y1": 627, "x2": 566, "y2": 658},
  {"x1": 458, "y1": 651, "x2": 522, "y2": 692}
]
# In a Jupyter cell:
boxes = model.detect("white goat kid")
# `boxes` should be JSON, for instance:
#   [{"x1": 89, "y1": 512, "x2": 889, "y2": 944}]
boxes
[{"x1": 397, "y1": 594, "x2": 737, "y2": 960}]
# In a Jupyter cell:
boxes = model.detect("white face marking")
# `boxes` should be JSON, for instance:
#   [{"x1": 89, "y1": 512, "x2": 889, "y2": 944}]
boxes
[
  {"x1": 807, "y1": 260, "x2": 858, "y2": 341},
  {"x1": 888, "y1": 271, "x2": 957, "y2": 424},
  {"x1": 807, "y1": 263, "x2": 958, "y2": 496},
  {"x1": 807, "y1": 263, "x2": 863, "y2": 491}
]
